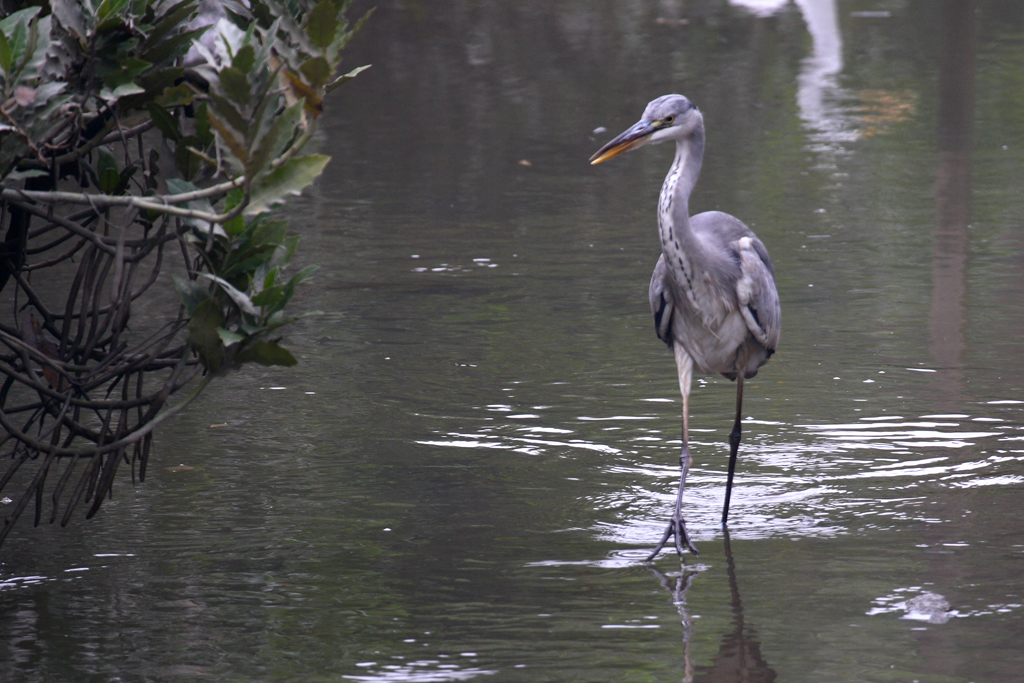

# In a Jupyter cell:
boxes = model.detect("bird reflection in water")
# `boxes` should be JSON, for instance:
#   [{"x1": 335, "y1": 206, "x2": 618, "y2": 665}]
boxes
[{"x1": 650, "y1": 530, "x2": 777, "y2": 683}]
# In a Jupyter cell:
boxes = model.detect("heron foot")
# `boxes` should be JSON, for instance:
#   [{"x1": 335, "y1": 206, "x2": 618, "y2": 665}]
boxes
[{"x1": 645, "y1": 515, "x2": 699, "y2": 561}]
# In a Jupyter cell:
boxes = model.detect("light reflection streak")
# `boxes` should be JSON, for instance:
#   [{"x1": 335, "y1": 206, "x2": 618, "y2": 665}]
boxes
[
  {"x1": 418, "y1": 400, "x2": 1021, "y2": 546},
  {"x1": 868, "y1": 588, "x2": 1023, "y2": 621},
  {"x1": 0, "y1": 575, "x2": 51, "y2": 591},
  {"x1": 342, "y1": 665, "x2": 497, "y2": 682},
  {"x1": 517, "y1": 427, "x2": 573, "y2": 434},
  {"x1": 821, "y1": 431, "x2": 996, "y2": 440},
  {"x1": 418, "y1": 433, "x2": 620, "y2": 455},
  {"x1": 801, "y1": 422, "x2": 973, "y2": 430}
]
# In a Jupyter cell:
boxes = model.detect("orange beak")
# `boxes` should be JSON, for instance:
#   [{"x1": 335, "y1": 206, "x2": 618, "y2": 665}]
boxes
[{"x1": 590, "y1": 120, "x2": 656, "y2": 165}]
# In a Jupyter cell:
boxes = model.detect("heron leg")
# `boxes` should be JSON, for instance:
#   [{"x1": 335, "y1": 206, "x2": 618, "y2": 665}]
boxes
[
  {"x1": 722, "y1": 375, "x2": 744, "y2": 526},
  {"x1": 647, "y1": 346, "x2": 699, "y2": 561}
]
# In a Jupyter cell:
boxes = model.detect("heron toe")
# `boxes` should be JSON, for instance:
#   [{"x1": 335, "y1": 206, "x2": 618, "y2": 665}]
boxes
[{"x1": 646, "y1": 516, "x2": 699, "y2": 561}]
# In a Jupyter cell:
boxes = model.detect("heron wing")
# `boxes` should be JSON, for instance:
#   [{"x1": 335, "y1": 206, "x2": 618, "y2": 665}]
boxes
[
  {"x1": 649, "y1": 254, "x2": 675, "y2": 347},
  {"x1": 732, "y1": 236, "x2": 780, "y2": 353}
]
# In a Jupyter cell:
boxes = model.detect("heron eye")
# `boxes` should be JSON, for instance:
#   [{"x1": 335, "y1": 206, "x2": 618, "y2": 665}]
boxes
[{"x1": 664, "y1": 115, "x2": 675, "y2": 124}]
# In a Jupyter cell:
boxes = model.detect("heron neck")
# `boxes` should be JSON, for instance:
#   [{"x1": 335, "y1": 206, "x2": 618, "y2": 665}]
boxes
[{"x1": 658, "y1": 130, "x2": 705, "y2": 262}]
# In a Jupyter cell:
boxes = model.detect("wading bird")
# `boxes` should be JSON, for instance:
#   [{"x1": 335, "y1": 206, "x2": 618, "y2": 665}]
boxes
[{"x1": 590, "y1": 95, "x2": 780, "y2": 560}]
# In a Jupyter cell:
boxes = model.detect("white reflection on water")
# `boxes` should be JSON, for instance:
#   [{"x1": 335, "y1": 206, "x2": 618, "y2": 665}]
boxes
[
  {"x1": 418, "y1": 432, "x2": 620, "y2": 455},
  {"x1": 867, "y1": 588, "x2": 1023, "y2": 622},
  {"x1": 343, "y1": 664, "x2": 497, "y2": 682},
  {"x1": 419, "y1": 404, "x2": 1023, "y2": 550},
  {"x1": 599, "y1": 411, "x2": 1020, "y2": 546},
  {"x1": 525, "y1": 556, "x2": 647, "y2": 570},
  {"x1": 0, "y1": 575, "x2": 50, "y2": 591}
]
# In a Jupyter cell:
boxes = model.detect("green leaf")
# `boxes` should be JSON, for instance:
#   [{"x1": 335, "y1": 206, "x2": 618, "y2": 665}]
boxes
[
  {"x1": 253, "y1": 235, "x2": 296, "y2": 287},
  {"x1": 232, "y1": 44, "x2": 255, "y2": 74},
  {"x1": 96, "y1": 0, "x2": 131, "y2": 21},
  {"x1": 194, "y1": 102, "x2": 213, "y2": 146},
  {"x1": 186, "y1": 297, "x2": 226, "y2": 372},
  {"x1": 305, "y1": 1, "x2": 339, "y2": 51},
  {"x1": 0, "y1": 7, "x2": 41, "y2": 35},
  {"x1": 264, "y1": 233, "x2": 299, "y2": 274},
  {"x1": 224, "y1": 187, "x2": 245, "y2": 210},
  {"x1": 325, "y1": 64, "x2": 371, "y2": 93},
  {"x1": 95, "y1": 14, "x2": 126, "y2": 35},
  {"x1": 96, "y1": 148, "x2": 120, "y2": 194},
  {"x1": 135, "y1": 66, "x2": 182, "y2": 100},
  {"x1": 33, "y1": 81, "x2": 67, "y2": 107},
  {"x1": 266, "y1": 278, "x2": 300, "y2": 316},
  {"x1": 208, "y1": 92, "x2": 248, "y2": 134},
  {"x1": 167, "y1": 178, "x2": 221, "y2": 233},
  {"x1": 272, "y1": 3, "x2": 316, "y2": 54},
  {"x1": 4, "y1": 168, "x2": 48, "y2": 181},
  {"x1": 217, "y1": 326, "x2": 245, "y2": 347},
  {"x1": 114, "y1": 165, "x2": 138, "y2": 195},
  {"x1": 165, "y1": 177, "x2": 199, "y2": 195},
  {"x1": 173, "y1": 274, "x2": 210, "y2": 313},
  {"x1": 156, "y1": 83, "x2": 195, "y2": 108},
  {"x1": 102, "y1": 56, "x2": 151, "y2": 89},
  {"x1": 248, "y1": 100, "x2": 302, "y2": 175},
  {"x1": 51, "y1": 0, "x2": 88, "y2": 40},
  {"x1": 220, "y1": 66, "x2": 251, "y2": 106},
  {"x1": 174, "y1": 134, "x2": 205, "y2": 180},
  {"x1": 223, "y1": 247, "x2": 277, "y2": 282},
  {"x1": 300, "y1": 56, "x2": 331, "y2": 87},
  {"x1": 142, "y1": 0, "x2": 198, "y2": 50},
  {"x1": 236, "y1": 341, "x2": 297, "y2": 367},
  {"x1": 101, "y1": 82, "x2": 146, "y2": 102},
  {"x1": 206, "y1": 109, "x2": 249, "y2": 167},
  {"x1": 281, "y1": 68, "x2": 322, "y2": 115},
  {"x1": 330, "y1": 7, "x2": 374, "y2": 60},
  {"x1": 222, "y1": 188, "x2": 245, "y2": 236},
  {"x1": 247, "y1": 66, "x2": 283, "y2": 142},
  {"x1": 272, "y1": 235, "x2": 300, "y2": 269},
  {"x1": 0, "y1": 29, "x2": 11, "y2": 77},
  {"x1": 140, "y1": 27, "x2": 207, "y2": 67},
  {"x1": 263, "y1": 266, "x2": 279, "y2": 291},
  {"x1": 287, "y1": 264, "x2": 319, "y2": 287},
  {"x1": 245, "y1": 155, "x2": 330, "y2": 215},
  {"x1": 197, "y1": 273, "x2": 259, "y2": 316},
  {"x1": 6, "y1": 21, "x2": 27, "y2": 77},
  {"x1": 250, "y1": 284, "x2": 283, "y2": 309},
  {"x1": 147, "y1": 103, "x2": 182, "y2": 141},
  {"x1": 3, "y1": 11, "x2": 47, "y2": 82},
  {"x1": 249, "y1": 217, "x2": 288, "y2": 248},
  {"x1": 220, "y1": 220, "x2": 287, "y2": 278}
]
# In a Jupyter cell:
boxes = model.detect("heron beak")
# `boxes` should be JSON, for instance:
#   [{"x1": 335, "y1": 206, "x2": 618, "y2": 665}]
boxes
[{"x1": 589, "y1": 120, "x2": 656, "y2": 165}]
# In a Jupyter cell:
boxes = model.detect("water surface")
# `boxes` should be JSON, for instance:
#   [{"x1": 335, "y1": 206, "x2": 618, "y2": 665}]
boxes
[{"x1": 3, "y1": 1, "x2": 1024, "y2": 681}]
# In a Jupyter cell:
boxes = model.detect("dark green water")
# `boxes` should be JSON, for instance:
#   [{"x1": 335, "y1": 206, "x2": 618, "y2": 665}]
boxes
[{"x1": 3, "y1": 1, "x2": 1024, "y2": 681}]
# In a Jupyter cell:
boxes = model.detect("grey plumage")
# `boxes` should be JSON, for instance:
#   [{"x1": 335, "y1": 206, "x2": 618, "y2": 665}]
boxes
[{"x1": 591, "y1": 94, "x2": 781, "y2": 560}]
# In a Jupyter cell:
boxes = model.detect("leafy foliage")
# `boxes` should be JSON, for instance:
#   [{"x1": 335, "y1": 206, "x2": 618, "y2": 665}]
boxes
[
  {"x1": 0, "y1": 0, "x2": 370, "y2": 545},
  {"x1": 174, "y1": 188, "x2": 321, "y2": 373},
  {"x1": 1, "y1": 0, "x2": 371, "y2": 375}
]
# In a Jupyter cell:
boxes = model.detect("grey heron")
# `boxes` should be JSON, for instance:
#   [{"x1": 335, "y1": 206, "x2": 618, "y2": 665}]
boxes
[{"x1": 590, "y1": 95, "x2": 780, "y2": 560}]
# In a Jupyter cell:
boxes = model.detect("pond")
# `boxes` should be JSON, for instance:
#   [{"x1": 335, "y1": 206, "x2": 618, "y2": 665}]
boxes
[{"x1": 3, "y1": 1, "x2": 1024, "y2": 681}]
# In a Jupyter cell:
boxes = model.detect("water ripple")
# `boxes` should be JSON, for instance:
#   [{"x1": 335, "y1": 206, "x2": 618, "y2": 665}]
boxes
[
  {"x1": 867, "y1": 588, "x2": 1023, "y2": 622},
  {"x1": 420, "y1": 404, "x2": 1023, "y2": 548}
]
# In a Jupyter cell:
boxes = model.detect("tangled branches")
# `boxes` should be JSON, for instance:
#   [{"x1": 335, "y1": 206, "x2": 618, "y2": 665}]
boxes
[{"x1": 0, "y1": 0, "x2": 369, "y2": 547}]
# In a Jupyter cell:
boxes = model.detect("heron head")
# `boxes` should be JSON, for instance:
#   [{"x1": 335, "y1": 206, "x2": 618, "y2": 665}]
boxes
[{"x1": 589, "y1": 94, "x2": 702, "y2": 165}]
